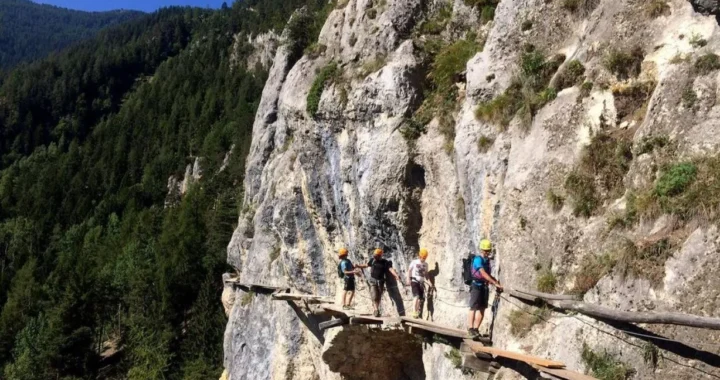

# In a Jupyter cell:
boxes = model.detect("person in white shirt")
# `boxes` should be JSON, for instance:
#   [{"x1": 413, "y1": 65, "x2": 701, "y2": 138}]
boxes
[{"x1": 406, "y1": 248, "x2": 432, "y2": 318}]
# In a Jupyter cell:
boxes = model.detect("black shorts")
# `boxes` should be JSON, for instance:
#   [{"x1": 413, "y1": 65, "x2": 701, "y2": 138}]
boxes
[
  {"x1": 468, "y1": 284, "x2": 488, "y2": 310},
  {"x1": 344, "y1": 276, "x2": 356, "y2": 291},
  {"x1": 411, "y1": 281, "x2": 425, "y2": 300}
]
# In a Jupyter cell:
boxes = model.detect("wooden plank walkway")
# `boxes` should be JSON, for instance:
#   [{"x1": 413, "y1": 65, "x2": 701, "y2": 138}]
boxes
[{"x1": 267, "y1": 290, "x2": 597, "y2": 380}]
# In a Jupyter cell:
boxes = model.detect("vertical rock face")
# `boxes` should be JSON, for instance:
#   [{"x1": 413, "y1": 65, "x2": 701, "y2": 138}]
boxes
[{"x1": 225, "y1": 0, "x2": 720, "y2": 379}]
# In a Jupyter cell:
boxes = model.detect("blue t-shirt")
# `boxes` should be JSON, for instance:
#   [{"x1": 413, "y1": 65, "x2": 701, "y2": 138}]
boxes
[
  {"x1": 341, "y1": 259, "x2": 355, "y2": 277},
  {"x1": 471, "y1": 256, "x2": 491, "y2": 286}
]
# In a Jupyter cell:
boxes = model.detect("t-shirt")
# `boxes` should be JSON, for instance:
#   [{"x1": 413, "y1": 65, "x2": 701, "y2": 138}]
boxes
[
  {"x1": 367, "y1": 258, "x2": 392, "y2": 280},
  {"x1": 471, "y1": 255, "x2": 491, "y2": 286},
  {"x1": 341, "y1": 259, "x2": 355, "y2": 278},
  {"x1": 408, "y1": 259, "x2": 428, "y2": 283}
]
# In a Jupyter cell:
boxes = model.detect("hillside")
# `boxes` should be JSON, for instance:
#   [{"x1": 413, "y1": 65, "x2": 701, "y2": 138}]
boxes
[
  {"x1": 0, "y1": 0, "x2": 329, "y2": 378},
  {"x1": 0, "y1": 0, "x2": 143, "y2": 69},
  {"x1": 222, "y1": 0, "x2": 720, "y2": 379}
]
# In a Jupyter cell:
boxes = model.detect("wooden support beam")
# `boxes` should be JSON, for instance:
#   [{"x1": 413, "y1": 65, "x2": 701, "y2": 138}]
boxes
[
  {"x1": 509, "y1": 289, "x2": 720, "y2": 330},
  {"x1": 463, "y1": 340, "x2": 565, "y2": 369},
  {"x1": 509, "y1": 289, "x2": 580, "y2": 302},
  {"x1": 271, "y1": 293, "x2": 334, "y2": 304},
  {"x1": 460, "y1": 342, "x2": 493, "y2": 360},
  {"x1": 531, "y1": 364, "x2": 598, "y2": 380},
  {"x1": 350, "y1": 317, "x2": 383, "y2": 326},
  {"x1": 461, "y1": 353, "x2": 491, "y2": 373},
  {"x1": 404, "y1": 322, "x2": 467, "y2": 339},
  {"x1": 319, "y1": 318, "x2": 348, "y2": 331}
]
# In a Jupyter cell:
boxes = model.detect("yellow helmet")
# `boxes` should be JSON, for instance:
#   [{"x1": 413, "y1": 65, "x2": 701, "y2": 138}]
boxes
[
  {"x1": 419, "y1": 248, "x2": 429, "y2": 259},
  {"x1": 373, "y1": 248, "x2": 383, "y2": 256},
  {"x1": 338, "y1": 248, "x2": 348, "y2": 257},
  {"x1": 479, "y1": 239, "x2": 492, "y2": 251}
]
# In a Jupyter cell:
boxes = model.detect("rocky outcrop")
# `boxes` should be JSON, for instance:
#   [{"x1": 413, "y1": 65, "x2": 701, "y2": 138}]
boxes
[
  {"x1": 224, "y1": 0, "x2": 720, "y2": 379},
  {"x1": 690, "y1": 0, "x2": 720, "y2": 15}
]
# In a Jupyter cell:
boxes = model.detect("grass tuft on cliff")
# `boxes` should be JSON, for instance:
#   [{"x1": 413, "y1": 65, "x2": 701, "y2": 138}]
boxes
[
  {"x1": 307, "y1": 62, "x2": 341, "y2": 117},
  {"x1": 475, "y1": 47, "x2": 564, "y2": 130},
  {"x1": 581, "y1": 344, "x2": 635, "y2": 380},
  {"x1": 508, "y1": 307, "x2": 549, "y2": 337}
]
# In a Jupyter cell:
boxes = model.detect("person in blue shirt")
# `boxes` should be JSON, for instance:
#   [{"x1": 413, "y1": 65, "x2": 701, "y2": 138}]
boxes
[
  {"x1": 467, "y1": 239, "x2": 503, "y2": 337},
  {"x1": 338, "y1": 248, "x2": 368, "y2": 310}
]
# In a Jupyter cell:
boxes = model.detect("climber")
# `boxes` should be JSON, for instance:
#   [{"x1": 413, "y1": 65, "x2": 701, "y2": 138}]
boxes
[
  {"x1": 467, "y1": 239, "x2": 503, "y2": 337},
  {"x1": 407, "y1": 248, "x2": 433, "y2": 319},
  {"x1": 367, "y1": 248, "x2": 401, "y2": 317},
  {"x1": 338, "y1": 248, "x2": 366, "y2": 310}
]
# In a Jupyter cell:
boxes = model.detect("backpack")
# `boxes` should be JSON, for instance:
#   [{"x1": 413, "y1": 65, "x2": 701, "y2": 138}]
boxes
[
  {"x1": 368, "y1": 258, "x2": 388, "y2": 280},
  {"x1": 338, "y1": 259, "x2": 349, "y2": 279},
  {"x1": 462, "y1": 254, "x2": 474, "y2": 285}
]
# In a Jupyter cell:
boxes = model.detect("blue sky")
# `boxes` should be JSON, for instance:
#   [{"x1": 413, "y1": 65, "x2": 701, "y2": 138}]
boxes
[{"x1": 36, "y1": 0, "x2": 232, "y2": 12}]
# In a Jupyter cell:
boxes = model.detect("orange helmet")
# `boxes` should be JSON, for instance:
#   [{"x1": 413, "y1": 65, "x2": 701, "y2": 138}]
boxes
[
  {"x1": 373, "y1": 248, "x2": 383, "y2": 256},
  {"x1": 338, "y1": 248, "x2": 348, "y2": 257},
  {"x1": 419, "y1": 248, "x2": 429, "y2": 259}
]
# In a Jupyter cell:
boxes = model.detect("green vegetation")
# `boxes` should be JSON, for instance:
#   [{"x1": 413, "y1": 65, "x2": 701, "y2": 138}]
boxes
[
  {"x1": 305, "y1": 43, "x2": 327, "y2": 59},
  {"x1": 477, "y1": 135, "x2": 495, "y2": 153},
  {"x1": 537, "y1": 269, "x2": 557, "y2": 293},
  {"x1": 603, "y1": 47, "x2": 645, "y2": 79},
  {"x1": 645, "y1": 0, "x2": 670, "y2": 18},
  {"x1": 508, "y1": 307, "x2": 549, "y2": 337},
  {"x1": 694, "y1": 53, "x2": 720, "y2": 75},
  {"x1": 307, "y1": 62, "x2": 341, "y2": 117},
  {"x1": 635, "y1": 156, "x2": 720, "y2": 221},
  {"x1": 0, "y1": 0, "x2": 143, "y2": 69},
  {"x1": 464, "y1": 0, "x2": 500, "y2": 24},
  {"x1": 556, "y1": 60, "x2": 586, "y2": 90},
  {"x1": 547, "y1": 190, "x2": 565, "y2": 212},
  {"x1": 419, "y1": 3, "x2": 452, "y2": 34},
  {"x1": 572, "y1": 254, "x2": 615, "y2": 295},
  {"x1": 286, "y1": 2, "x2": 334, "y2": 64},
  {"x1": 642, "y1": 342, "x2": 660, "y2": 369},
  {"x1": 615, "y1": 238, "x2": 673, "y2": 285},
  {"x1": 656, "y1": 163, "x2": 697, "y2": 197},
  {"x1": 607, "y1": 192, "x2": 638, "y2": 230},
  {"x1": 582, "y1": 344, "x2": 635, "y2": 380},
  {"x1": 689, "y1": 32, "x2": 708, "y2": 48},
  {"x1": 636, "y1": 135, "x2": 670, "y2": 156},
  {"x1": 580, "y1": 81, "x2": 594, "y2": 98},
  {"x1": 481, "y1": 6, "x2": 496, "y2": 24},
  {"x1": 565, "y1": 132, "x2": 633, "y2": 217},
  {"x1": 0, "y1": 0, "x2": 328, "y2": 378},
  {"x1": 411, "y1": 35, "x2": 482, "y2": 149},
  {"x1": 444, "y1": 348, "x2": 474, "y2": 375},
  {"x1": 476, "y1": 47, "x2": 564, "y2": 130}
]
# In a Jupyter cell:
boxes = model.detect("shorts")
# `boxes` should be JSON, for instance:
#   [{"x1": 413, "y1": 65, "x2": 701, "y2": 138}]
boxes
[
  {"x1": 344, "y1": 276, "x2": 356, "y2": 291},
  {"x1": 368, "y1": 278, "x2": 384, "y2": 302},
  {"x1": 468, "y1": 284, "x2": 489, "y2": 310},
  {"x1": 411, "y1": 281, "x2": 425, "y2": 300}
]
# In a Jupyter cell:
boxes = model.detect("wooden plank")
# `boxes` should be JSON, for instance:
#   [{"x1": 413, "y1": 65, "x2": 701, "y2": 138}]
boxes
[
  {"x1": 463, "y1": 340, "x2": 565, "y2": 369},
  {"x1": 404, "y1": 322, "x2": 468, "y2": 339},
  {"x1": 531, "y1": 364, "x2": 597, "y2": 380},
  {"x1": 350, "y1": 317, "x2": 383, "y2": 325},
  {"x1": 400, "y1": 317, "x2": 468, "y2": 336},
  {"x1": 461, "y1": 353, "x2": 491, "y2": 373}
]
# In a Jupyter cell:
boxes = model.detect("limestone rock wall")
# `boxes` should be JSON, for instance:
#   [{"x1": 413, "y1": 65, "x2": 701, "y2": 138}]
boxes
[{"x1": 223, "y1": 0, "x2": 720, "y2": 379}]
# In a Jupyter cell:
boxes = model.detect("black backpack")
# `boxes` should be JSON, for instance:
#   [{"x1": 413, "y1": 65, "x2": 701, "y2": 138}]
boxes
[
  {"x1": 338, "y1": 259, "x2": 349, "y2": 279},
  {"x1": 368, "y1": 258, "x2": 388, "y2": 280},
  {"x1": 462, "y1": 254, "x2": 474, "y2": 285}
]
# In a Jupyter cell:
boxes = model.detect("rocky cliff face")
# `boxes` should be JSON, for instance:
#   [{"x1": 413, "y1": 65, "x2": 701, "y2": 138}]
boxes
[{"x1": 223, "y1": 0, "x2": 720, "y2": 379}]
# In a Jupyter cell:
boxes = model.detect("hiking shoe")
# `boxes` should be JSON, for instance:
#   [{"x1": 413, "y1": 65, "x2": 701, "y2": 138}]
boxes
[
  {"x1": 373, "y1": 310, "x2": 381, "y2": 317},
  {"x1": 467, "y1": 328, "x2": 479, "y2": 337},
  {"x1": 412, "y1": 311, "x2": 420, "y2": 319}
]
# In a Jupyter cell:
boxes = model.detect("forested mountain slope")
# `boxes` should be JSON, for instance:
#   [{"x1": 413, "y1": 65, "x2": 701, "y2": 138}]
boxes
[
  {"x1": 0, "y1": 0, "x2": 328, "y2": 378},
  {"x1": 0, "y1": 0, "x2": 144, "y2": 69}
]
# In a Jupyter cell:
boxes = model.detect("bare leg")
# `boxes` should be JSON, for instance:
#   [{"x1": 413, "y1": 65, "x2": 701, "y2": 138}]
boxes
[
  {"x1": 348, "y1": 291, "x2": 355, "y2": 307},
  {"x1": 467, "y1": 310, "x2": 475, "y2": 329},
  {"x1": 473, "y1": 310, "x2": 485, "y2": 330},
  {"x1": 343, "y1": 291, "x2": 349, "y2": 306}
]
